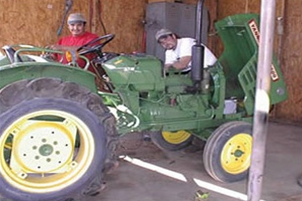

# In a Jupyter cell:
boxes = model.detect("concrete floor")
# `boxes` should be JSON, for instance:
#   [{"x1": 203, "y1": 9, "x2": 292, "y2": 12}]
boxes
[
  {"x1": 93, "y1": 122, "x2": 302, "y2": 201},
  {"x1": 1, "y1": 122, "x2": 301, "y2": 201}
]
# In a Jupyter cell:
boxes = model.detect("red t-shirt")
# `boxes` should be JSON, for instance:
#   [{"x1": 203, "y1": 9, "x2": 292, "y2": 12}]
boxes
[{"x1": 56, "y1": 31, "x2": 99, "y2": 73}]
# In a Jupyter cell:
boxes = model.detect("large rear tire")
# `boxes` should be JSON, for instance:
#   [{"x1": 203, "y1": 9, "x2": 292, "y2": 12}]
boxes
[
  {"x1": 203, "y1": 121, "x2": 252, "y2": 183},
  {"x1": 0, "y1": 78, "x2": 118, "y2": 201}
]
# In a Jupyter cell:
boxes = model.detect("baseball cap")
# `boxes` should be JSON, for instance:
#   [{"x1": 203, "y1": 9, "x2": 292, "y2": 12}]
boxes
[
  {"x1": 67, "y1": 13, "x2": 86, "y2": 24},
  {"x1": 155, "y1": 28, "x2": 173, "y2": 41}
]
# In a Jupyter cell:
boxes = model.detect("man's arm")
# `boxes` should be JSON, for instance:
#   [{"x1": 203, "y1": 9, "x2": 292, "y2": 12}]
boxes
[{"x1": 165, "y1": 55, "x2": 191, "y2": 70}]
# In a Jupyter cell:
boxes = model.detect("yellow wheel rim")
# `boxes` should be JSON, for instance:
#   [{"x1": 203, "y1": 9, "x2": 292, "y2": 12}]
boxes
[
  {"x1": 221, "y1": 133, "x2": 252, "y2": 174},
  {"x1": 0, "y1": 110, "x2": 95, "y2": 193},
  {"x1": 162, "y1": 130, "x2": 191, "y2": 144}
]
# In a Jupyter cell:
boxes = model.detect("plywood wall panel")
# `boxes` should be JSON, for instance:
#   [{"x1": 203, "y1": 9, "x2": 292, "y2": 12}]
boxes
[
  {"x1": 272, "y1": 0, "x2": 302, "y2": 123},
  {"x1": 217, "y1": 0, "x2": 260, "y2": 19},
  {"x1": 0, "y1": 0, "x2": 89, "y2": 47},
  {"x1": 0, "y1": 0, "x2": 145, "y2": 54},
  {"x1": 98, "y1": 0, "x2": 147, "y2": 53}
]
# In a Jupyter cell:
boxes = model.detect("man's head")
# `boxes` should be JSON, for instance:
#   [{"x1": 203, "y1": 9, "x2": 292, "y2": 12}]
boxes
[
  {"x1": 67, "y1": 13, "x2": 87, "y2": 37},
  {"x1": 155, "y1": 28, "x2": 177, "y2": 50}
]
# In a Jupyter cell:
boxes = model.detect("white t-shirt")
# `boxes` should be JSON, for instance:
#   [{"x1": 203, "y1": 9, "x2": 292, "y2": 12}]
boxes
[{"x1": 165, "y1": 38, "x2": 217, "y2": 71}]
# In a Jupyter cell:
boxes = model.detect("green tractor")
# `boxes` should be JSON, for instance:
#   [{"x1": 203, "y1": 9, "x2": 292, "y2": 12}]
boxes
[{"x1": 0, "y1": 2, "x2": 287, "y2": 201}]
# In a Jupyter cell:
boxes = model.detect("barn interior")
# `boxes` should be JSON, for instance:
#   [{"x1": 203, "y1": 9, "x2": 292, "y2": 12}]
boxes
[{"x1": 0, "y1": 0, "x2": 301, "y2": 201}]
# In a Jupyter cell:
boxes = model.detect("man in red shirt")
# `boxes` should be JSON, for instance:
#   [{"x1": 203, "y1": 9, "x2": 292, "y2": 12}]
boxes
[{"x1": 55, "y1": 13, "x2": 99, "y2": 73}]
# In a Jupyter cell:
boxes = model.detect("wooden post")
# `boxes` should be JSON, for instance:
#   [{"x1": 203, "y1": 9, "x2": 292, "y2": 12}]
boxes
[{"x1": 247, "y1": 0, "x2": 276, "y2": 201}]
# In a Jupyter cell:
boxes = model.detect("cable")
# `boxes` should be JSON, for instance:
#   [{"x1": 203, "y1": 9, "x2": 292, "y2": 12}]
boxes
[
  {"x1": 89, "y1": 0, "x2": 93, "y2": 32},
  {"x1": 245, "y1": 0, "x2": 249, "y2": 13},
  {"x1": 97, "y1": 0, "x2": 107, "y2": 35}
]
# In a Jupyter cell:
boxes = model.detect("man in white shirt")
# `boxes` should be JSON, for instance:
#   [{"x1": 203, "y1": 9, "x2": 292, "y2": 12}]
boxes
[{"x1": 155, "y1": 28, "x2": 217, "y2": 72}]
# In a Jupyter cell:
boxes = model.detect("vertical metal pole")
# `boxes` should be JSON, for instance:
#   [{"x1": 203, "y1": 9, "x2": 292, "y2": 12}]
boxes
[{"x1": 247, "y1": 0, "x2": 276, "y2": 201}]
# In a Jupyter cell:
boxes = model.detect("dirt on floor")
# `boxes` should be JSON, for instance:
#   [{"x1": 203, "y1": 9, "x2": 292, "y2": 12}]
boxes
[{"x1": 277, "y1": 195, "x2": 302, "y2": 201}]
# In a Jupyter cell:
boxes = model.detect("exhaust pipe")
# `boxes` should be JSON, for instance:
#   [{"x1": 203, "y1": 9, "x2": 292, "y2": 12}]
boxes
[{"x1": 189, "y1": 0, "x2": 205, "y2": 92}]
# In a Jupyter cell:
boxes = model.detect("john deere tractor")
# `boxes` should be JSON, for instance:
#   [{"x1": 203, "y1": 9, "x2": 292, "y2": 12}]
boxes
[{"x1": 0, "y1": 1, "x2": 287, "y2": 201}]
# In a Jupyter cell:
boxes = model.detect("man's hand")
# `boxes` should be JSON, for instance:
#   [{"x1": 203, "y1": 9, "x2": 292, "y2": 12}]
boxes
[
  {"x1": 165, "y1": 56, "x2": 191, "y2": 71},
  {"x1": 164, "y1": 64, "x2": 172, "y2": 71},
  {"x1": 172, "y1": 56, "x2": 191, "y2": 70},
  {"x1": 40, "y1": 46, "x2": 57, "y2": 60}
]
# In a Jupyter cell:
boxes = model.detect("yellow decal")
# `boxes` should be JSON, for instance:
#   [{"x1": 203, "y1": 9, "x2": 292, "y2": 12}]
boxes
[{"x1": 114, "y1": 59, "x2": 123, "y2": 65}]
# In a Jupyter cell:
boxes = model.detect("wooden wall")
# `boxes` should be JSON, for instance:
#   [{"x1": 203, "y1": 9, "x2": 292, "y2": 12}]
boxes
[
  {"x1": 0, "y1": 0, "x2": 301, "y2": 123},
  {"x1": 97, "y1": 0, "x2": 147, "y2": 53},
  {"x1": 0, "y1": 0, "x2": 146, "y2": 53},
  {"x1": 274, "y1": 0, "x2": 302, "y2": 123},
  {"x1": 0, "y1": 0, "x2": 87, "y2": 47}
]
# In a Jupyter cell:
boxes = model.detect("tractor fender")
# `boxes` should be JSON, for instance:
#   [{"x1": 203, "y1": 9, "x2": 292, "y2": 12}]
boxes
[{"x1": 0, "y1": 63, "x2": 97, "y2": 92}]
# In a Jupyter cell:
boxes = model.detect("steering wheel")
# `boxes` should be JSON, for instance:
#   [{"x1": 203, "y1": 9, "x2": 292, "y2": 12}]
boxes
[{"x1": 77, "y1": 34, "x2": 115, "y2": 56}]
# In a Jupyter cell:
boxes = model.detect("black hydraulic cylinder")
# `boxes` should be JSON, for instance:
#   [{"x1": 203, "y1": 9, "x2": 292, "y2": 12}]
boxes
[{"x1": 191, "y1": 44, "x2": 204, "y2": 81}]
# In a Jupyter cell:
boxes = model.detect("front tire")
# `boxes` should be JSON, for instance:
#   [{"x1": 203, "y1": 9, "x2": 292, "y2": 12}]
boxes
[
  {"x1": 203, "y1": 121, "x2": 252, "y2": 183},
  {"x1": 0, "y1": 78, "x2": 118, "y2": 201}
]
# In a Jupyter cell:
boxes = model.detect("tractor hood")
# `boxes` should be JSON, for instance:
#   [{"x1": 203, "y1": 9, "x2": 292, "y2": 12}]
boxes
[{"x1": 102, "y1": 54, "x2": 165, "y2": 91}]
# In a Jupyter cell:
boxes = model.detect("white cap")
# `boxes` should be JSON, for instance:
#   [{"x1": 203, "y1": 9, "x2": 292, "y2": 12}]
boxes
[
  {"x1": 67, "y1": 13, "x2": 86, "y2": 24},
  {"x1": 155, "y1": 28, "x2": 173, "y2": 41}
]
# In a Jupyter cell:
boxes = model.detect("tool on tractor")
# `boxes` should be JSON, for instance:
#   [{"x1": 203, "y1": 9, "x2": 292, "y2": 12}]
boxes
[{"x1": 57, "y1": 0, "x2": 73, "y2": 36}]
